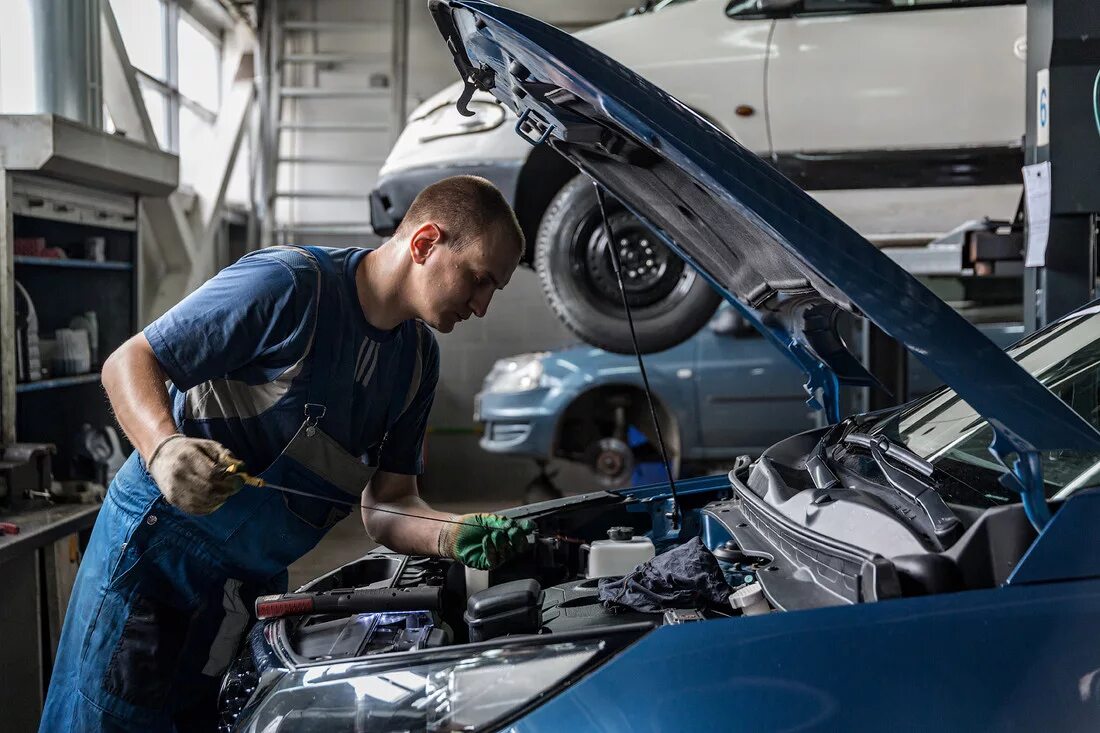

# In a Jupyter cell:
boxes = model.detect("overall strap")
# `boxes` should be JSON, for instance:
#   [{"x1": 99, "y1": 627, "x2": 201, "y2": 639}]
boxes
[{"x1": 297, "y1": 246, "x2": 344, "y2": 428}]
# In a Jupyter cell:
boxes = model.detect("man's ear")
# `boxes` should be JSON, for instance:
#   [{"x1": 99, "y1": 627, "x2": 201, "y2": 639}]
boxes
[{"x1": 409, "y1": 223, "x2": 443, "y2": 264}]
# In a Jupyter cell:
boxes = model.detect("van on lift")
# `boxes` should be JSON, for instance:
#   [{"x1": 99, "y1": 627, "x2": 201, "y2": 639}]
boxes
[{"x1": 371, "y1": 0, "x2": 1027, "y2": 354}]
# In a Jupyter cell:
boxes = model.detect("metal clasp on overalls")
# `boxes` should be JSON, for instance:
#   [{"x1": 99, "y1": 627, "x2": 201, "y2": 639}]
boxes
[{"x1": 304, "y1": 403, "x2": 326, "y2": 436}]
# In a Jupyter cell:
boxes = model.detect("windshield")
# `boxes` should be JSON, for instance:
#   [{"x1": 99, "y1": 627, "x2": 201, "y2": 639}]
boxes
[{"x1": 871, "y1": 306, "x2": 1100, "y2": 504}]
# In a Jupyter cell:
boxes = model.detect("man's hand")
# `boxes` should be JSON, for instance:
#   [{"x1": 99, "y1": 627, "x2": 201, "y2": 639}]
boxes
[
  {"x1": 147, "y1": 434, "x2": 244, "y2": 515},
  {"x1": 438, "y1": 514, "x2": 536, "y2": 570}
]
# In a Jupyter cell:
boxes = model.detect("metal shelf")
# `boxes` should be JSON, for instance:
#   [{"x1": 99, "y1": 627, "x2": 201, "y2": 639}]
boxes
[
  {"x1": 16, "y1": 373, "x2": 101, "y2": 393},
  {"x1": 14, "y1": 256, "x2": 132, "y2": 271}
]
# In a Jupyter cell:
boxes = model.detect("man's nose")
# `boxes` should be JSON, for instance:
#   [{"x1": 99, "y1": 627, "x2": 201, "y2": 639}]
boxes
[{"x1": 470, "y1": 289, "x2": 494, "y2": 318}]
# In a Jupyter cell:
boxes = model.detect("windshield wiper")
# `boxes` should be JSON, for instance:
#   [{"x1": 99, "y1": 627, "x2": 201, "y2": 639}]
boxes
[
  {"x1": 806, "y1": 424, "x2": 842, "y2": 490},
  {"x1": 844, "y1": 433, "x2": 961, "y2": 546},
  {"x1": 843, "y1": 432, "x2": 933, "y2": 476}
]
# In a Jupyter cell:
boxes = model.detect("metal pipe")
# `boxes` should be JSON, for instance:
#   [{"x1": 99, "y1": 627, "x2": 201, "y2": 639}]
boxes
[{"x1": 31, "y1": 0, "x2": 103, "y2": 127}]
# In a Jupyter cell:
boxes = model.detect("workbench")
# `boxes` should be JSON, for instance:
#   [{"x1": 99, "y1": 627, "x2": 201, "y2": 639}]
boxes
[
  {"x1": 0, "y1": 502, "x2": 99, "y2": 733},
  {"x1": 0, "y1": 115, "x2": 176, "y2": 731}
]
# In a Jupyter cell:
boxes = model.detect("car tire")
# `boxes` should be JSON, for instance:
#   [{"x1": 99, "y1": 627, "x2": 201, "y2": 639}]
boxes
[{"x1": 535, "y1": 175, "x2": 721, "y2": 354}]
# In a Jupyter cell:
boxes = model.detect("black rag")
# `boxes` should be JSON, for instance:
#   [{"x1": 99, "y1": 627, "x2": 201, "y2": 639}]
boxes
[{"x1": 597, "y1": 536, "x2": 732, "y2": 612}]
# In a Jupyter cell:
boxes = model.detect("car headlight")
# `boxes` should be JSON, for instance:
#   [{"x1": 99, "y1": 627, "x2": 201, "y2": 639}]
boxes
[
  {"x1": 236, "y1": 635, "x2": 629, "y2": 732},
  {"x1": 484, "y1": 353, "x2": 548, "y2": 394},
  {"x1": 416, "y1": 99, "x2": 506, "y2": 143}
]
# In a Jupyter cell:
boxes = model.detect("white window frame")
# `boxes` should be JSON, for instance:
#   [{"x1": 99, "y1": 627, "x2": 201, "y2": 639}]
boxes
[{"x1": 128, "y1": 0, "x2": 223, "y2": 152}]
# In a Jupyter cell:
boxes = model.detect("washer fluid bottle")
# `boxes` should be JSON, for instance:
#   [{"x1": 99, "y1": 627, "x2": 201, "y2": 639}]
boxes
[{"x1": 588, "y1": 527, "x2": 655, "y2": 578}]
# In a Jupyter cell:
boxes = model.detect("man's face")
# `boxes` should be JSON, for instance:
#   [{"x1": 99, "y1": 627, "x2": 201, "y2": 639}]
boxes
[{"x1": 410, "y1": 224, "x2": 520, "y2": 333}]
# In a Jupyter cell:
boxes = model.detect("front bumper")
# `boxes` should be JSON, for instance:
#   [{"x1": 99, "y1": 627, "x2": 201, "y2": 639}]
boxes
[
  {"x1": 369, "y1": 160, "x2": 524, "y2": 236},
  {"x1": 475, "y1": 388, "x2": 558, "y2": 458}
]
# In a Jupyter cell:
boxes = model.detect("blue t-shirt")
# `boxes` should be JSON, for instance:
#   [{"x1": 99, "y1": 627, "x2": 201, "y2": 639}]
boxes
[{"x1": 144, "y1": 246, "x2": 439, "y2": 475}]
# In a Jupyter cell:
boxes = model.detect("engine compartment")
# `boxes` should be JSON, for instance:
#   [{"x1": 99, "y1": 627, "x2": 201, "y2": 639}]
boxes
[
  {"x1": 219, "y1": 458, "x2": 1045, "y2": 731},
  {"x1": 260, "y1": 458, "x2": 1043, "y2": 659}
]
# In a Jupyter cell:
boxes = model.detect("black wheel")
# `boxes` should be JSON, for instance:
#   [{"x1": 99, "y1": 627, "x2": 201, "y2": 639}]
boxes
[{"x1": 535, "y1": 175, "x2": 721, "y2": 355}]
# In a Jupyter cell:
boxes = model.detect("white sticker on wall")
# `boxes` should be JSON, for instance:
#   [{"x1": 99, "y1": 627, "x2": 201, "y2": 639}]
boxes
[
  {"x1": 1023, "y1": 161, "x2": 1051, "y2": 268},
  {"x1": 1037, "y1": 68, "x2": 1050, "y2": 147}
]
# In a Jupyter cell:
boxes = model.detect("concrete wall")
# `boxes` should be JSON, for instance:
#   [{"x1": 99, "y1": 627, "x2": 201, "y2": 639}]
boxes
[{"x1": 276, "y1": 0, "x2": 637, "y2": 504}]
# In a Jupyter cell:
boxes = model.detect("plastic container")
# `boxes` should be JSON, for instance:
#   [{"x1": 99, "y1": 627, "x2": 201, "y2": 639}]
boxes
[
  {"x1": 588, "y1": 527, "x2": 655, "y2": 578},
  {"x1": 53, "y1": 328, "x2": 90, "y2": 376},
  {"x1": 464, "y1": 579, "x2": 542, "y2": 642},
  {"x1": 465, "y1": 567, "x2": 489, "y2": 598}
]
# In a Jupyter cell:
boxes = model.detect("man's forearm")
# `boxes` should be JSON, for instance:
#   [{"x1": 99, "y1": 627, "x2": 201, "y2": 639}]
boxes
[
  {"x1": 101, "y1": 333, "x2": 178, "y2": 461},
  {"x1": 361, "y1": 491, "x2": 454, "y2": 556}
]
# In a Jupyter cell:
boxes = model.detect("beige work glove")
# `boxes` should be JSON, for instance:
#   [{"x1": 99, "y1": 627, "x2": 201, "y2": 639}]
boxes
[{"x1": 146, "y1": 434, "x2": 244, "y2": 515}]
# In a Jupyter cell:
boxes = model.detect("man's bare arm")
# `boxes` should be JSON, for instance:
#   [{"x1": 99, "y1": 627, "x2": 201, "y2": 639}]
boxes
[
  {"x1": 361, "y1": 471, "x2": 454, "y2": 556},
  {"x1": 101, "y1": 333, "x2": 178, "y2": 461}
]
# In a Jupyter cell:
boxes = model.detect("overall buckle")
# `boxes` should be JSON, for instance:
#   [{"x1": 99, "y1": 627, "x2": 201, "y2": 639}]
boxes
[{"x1": 304, "y1": 403, "x2": 327, "y2": 434}]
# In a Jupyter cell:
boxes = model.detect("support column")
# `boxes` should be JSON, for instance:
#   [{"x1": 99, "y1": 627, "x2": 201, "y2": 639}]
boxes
[
  {"x1": 1024, "y1": 0, "x2": 1100, "y2": 330},
  {"x1": 31, "y1": 0, "x2": 103, "y2": 128}
]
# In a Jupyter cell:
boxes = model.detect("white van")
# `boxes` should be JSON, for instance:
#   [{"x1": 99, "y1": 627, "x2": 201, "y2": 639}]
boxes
[{"x1": 371, "y1": 0, "x2": 1025, "y2": 352}]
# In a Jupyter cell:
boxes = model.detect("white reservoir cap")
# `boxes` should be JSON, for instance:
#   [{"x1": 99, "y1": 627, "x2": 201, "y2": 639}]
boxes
[{"x1": 729, "y1": 582, "x2": 769, "y2": 615}]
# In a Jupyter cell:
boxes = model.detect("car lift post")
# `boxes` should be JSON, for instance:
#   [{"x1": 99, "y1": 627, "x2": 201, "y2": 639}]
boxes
[{"x1": 1023, "y1": 0, "x2": 1100, "y2": 330}]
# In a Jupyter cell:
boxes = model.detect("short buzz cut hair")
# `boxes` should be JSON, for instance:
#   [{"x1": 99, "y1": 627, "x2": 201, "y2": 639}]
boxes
[{"x1": 396, "y1": 175, "x2": 525, "y2": 256}]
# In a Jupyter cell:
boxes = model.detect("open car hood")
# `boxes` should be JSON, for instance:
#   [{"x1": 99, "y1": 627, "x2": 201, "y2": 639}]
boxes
[{"x1": 429, "y1": 0, "x2": 1100, "y2": 456}]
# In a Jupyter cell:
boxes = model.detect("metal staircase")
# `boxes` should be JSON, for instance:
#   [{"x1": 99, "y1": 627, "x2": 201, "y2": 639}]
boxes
[{"x1": 258, "y1": 0, "x2": 408, "y2": 246}]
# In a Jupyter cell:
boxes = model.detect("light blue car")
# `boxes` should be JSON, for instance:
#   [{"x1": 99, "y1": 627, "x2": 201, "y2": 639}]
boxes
[{"x1": 476, "y1": 304, "x2": 1021, "y2": 489}]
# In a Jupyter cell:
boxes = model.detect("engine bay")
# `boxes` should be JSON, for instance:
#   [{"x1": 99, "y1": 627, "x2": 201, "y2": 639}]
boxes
[{"x1": 219, "y1": 439, "x2": 1046, "y2": 731}]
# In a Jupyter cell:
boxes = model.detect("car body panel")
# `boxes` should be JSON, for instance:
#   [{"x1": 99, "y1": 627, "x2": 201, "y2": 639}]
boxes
[
  {"x1": 374, "y1": 1, "x2": 1025, "y2": 241},
  {"x1": 767, "y1": 4, "x2": 1026, "y2": 151},
  {"x1": 378, "y1": 83, "x2": 530, "y2": 175},
  {"x1": 477, "y1": 305, "x2": 1025, "y2": 460},
  {"x1": 435, "y1": 0, "x2": 1100, "y2": 455},
  {"x1": 512, "y1": 571, "x2": 1100, "y2": 732},
  {"x1": 478, "y1": 309, "x2": 1023, "y2": 462},
  {"x1": 575, "y1": 0, "x2": 771, "y2": 150},
  {"x1": 478, "y1": 336, "x2": 702, "y2": 458},
  {"x1": 692, "y1": 321, "x2": 816, "y2": 453}
]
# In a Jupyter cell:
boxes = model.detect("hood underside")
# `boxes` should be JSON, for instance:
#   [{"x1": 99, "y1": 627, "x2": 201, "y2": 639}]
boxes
[{"x1": 430, "y1": 0, "x2": 1100, "y2": 455}]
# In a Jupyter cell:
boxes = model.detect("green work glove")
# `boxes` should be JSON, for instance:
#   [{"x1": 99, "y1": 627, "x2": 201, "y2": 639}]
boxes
[{"x1": 438, "y1": 514, "x2": 536, "y2": 570}]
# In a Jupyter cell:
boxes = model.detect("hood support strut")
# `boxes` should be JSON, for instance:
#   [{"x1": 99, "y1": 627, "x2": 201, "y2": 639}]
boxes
[
  {"x1": 594, "y1": 181, "x2": 682, "y2": 528},
  {"x1": 990, "y1": 431, "x2": 1051, "y2": 532}
]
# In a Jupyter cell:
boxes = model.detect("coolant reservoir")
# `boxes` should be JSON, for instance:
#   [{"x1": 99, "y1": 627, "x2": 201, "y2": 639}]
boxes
[
  {"x1": 588, "y1": 526, "x2": 655, "y2": 578},
  {"x1": 465, "y1": 567, "x2": 489, "y2": 599}
]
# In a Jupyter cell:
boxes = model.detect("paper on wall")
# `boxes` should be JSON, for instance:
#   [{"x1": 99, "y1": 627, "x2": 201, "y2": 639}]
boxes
[{"x1": 1023, "y1": 161, "x2": 1051, "y2": 268}]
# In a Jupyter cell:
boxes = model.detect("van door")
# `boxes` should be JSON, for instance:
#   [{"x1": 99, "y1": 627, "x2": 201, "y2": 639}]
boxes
[{"x1": 763, "y1": 0, "x2": 1026, "y2": 237}]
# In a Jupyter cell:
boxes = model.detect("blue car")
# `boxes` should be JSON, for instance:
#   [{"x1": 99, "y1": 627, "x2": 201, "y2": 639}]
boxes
[
  {"x1": 476, "y1": 305, "x2": 1022, "y2": 490},
  {"x1": 218, "y1": 4, "x2": 1100, "y2": 731}
]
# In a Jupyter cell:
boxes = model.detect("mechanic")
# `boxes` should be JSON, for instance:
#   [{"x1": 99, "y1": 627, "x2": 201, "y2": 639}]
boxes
[{"x1": 39, "y1": 175, "x2": 534, "y2": 732}]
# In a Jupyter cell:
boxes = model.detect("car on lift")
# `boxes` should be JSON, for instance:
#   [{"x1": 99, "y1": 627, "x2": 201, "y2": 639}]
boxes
[
  {"x1": 217, "y1": 4, "x2": 1100, "y2": 731},
  {"x1": 475, "y1": 305, "x2": 816, "y2": 493},
  {"x1": 475, "y1": 305, "x2": 1022, "y2": 495},
  {"x1": 371, "y1": 0, "x2": 1026, "y2": 355}
]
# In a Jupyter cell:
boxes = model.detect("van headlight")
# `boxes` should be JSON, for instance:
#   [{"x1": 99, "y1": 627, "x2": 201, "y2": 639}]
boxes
[
  {"x1": 484, "y1": 353, "x2": 548, "y2": 394},
  {"x1": 236, "y1": 634, "x2": 635, "y2": 732},
  {"x1": 416, "y1": 100, "x2": 506, "y2": 143}
]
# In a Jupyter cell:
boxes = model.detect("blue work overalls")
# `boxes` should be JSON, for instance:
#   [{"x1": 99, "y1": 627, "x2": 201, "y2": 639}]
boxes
[{"x1": 39, "y1": 247, "x2": 416, "y2": 732}]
